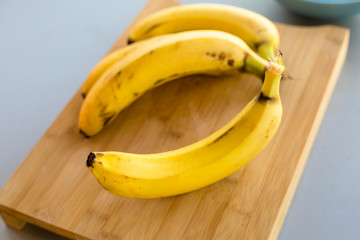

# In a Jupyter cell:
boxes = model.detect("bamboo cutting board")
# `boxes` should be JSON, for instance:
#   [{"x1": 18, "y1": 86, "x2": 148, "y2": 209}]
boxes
[{"x1": 0, "y1": 0, "x2": 350, "y2": 239}]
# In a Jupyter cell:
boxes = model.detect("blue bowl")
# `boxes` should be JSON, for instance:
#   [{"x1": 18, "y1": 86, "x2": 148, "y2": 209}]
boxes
[{"x1": 276, "y1": 0, "x2": 360, "y2": 19}]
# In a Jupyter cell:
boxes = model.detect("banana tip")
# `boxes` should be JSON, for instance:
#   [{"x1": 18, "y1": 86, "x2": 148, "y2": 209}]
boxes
[
  {"x1": 127, "y1": 38, "x2": 134, "y2": 45},
  {"x1": 86, "y1": 152, "x2": 96, "y2": 168},
  {"x1": 79, "y1": 129, "x2": 90, "y2": 138}
]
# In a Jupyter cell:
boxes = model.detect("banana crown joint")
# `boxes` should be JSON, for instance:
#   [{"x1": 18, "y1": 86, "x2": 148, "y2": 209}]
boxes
[
  {"x1": 268, "y1": 61, "x2": 284, "y2": 76},
  {"x1": 267, "y1": 49, "x2": 284, "y2": 75}
]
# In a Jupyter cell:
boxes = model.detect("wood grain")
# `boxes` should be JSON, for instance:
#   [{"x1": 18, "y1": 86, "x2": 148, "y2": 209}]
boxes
[{"x1": 0, "y1": 0, "x2": 349, "y2": 239}]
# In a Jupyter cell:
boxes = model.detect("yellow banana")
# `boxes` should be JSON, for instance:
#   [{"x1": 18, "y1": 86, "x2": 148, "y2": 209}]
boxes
[
  {"x1": 128, "y1": 3, "x2": 280, "y2": 60},
  {"x1": 79, "y1": 30, "x2": 269, "y2": 137},
  {"x1": 86, "y1": 57, "x2": 284, "y2": 199},
  {"x1": 81, "y1": 35, "x2": 171, "y2": 97}
]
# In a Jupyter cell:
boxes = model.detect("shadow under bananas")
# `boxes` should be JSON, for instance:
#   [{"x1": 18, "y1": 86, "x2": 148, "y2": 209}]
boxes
[{"x1": 85, "y1": 72, "x2": 262, "y2": 154}]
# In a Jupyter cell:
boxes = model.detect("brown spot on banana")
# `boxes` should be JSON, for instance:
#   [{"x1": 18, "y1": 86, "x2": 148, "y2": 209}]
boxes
[
  {"x1": 265, "y1": 118, "x2": 277, "y2": 139},
  {"x1": 206, "y1": 52, "x2": 217, "y2": 58},
  {"x1": 227, "y1": 59, "x2": 234, "y2": 66},
  {"x1": 128, "y1": 72, "x2": 134, "y2": 80},
  {"x1": 115, "y1": 71, "x2": 121, "y2": 78},
  {"x1": 257, "y1": 92, "x2": 275, "y2": 104},
  {"x1": 127, "y1": 38, "x2": 134, "y2": 45},
  {"x1": 218, "y1": 52, "x2": 227, "y2": 61},
  {"x1": 173, "y1": 41, "x2": 181, "y2": 49}
]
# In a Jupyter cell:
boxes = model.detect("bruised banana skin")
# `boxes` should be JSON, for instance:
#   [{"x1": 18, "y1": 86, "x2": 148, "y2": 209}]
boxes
[
  {"x1": 81, "y1": 35, "x2": 171, "y2": 97},
  {"x1": 79, "y1": 30, "x2": 269, "y2": 137},
  {"x1": 86, "y1": 59, "x2": 284, "y2": 199},
  {"x1": 128, "y1": 3, "x2": 280, "y2": 60}
]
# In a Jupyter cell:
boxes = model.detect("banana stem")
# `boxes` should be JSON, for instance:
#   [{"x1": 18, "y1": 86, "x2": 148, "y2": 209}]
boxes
[
  {"x1": 261, "y1": 60, "x2": 284, "y2": 99},
  {"x1": 245, "y1": 54, "x2": 269, "y2": 80}
]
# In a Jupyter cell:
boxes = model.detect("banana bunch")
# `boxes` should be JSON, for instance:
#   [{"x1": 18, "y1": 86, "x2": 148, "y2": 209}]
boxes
[
  {"x1": 81, "y1": 3, "x2": 280, "y2": 98},
  {"x1": 81, "y1": 4, "x2": 284, "y2": 198}
]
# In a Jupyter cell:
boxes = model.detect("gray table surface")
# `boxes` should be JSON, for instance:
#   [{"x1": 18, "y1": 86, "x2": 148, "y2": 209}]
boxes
[{"x1": 1, "y1": 0, "x2": 359, "y2": 239}]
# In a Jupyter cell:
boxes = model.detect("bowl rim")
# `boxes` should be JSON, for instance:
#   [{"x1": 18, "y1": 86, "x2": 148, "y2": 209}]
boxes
[{"x1": 278, "y1": 0, "x2": 360, "y2": 5}]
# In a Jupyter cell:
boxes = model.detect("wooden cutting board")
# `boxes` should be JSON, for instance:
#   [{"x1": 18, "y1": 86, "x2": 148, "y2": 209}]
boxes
[{"x1": 0, "y1": 0, "x2": 350, "y2": 239}]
